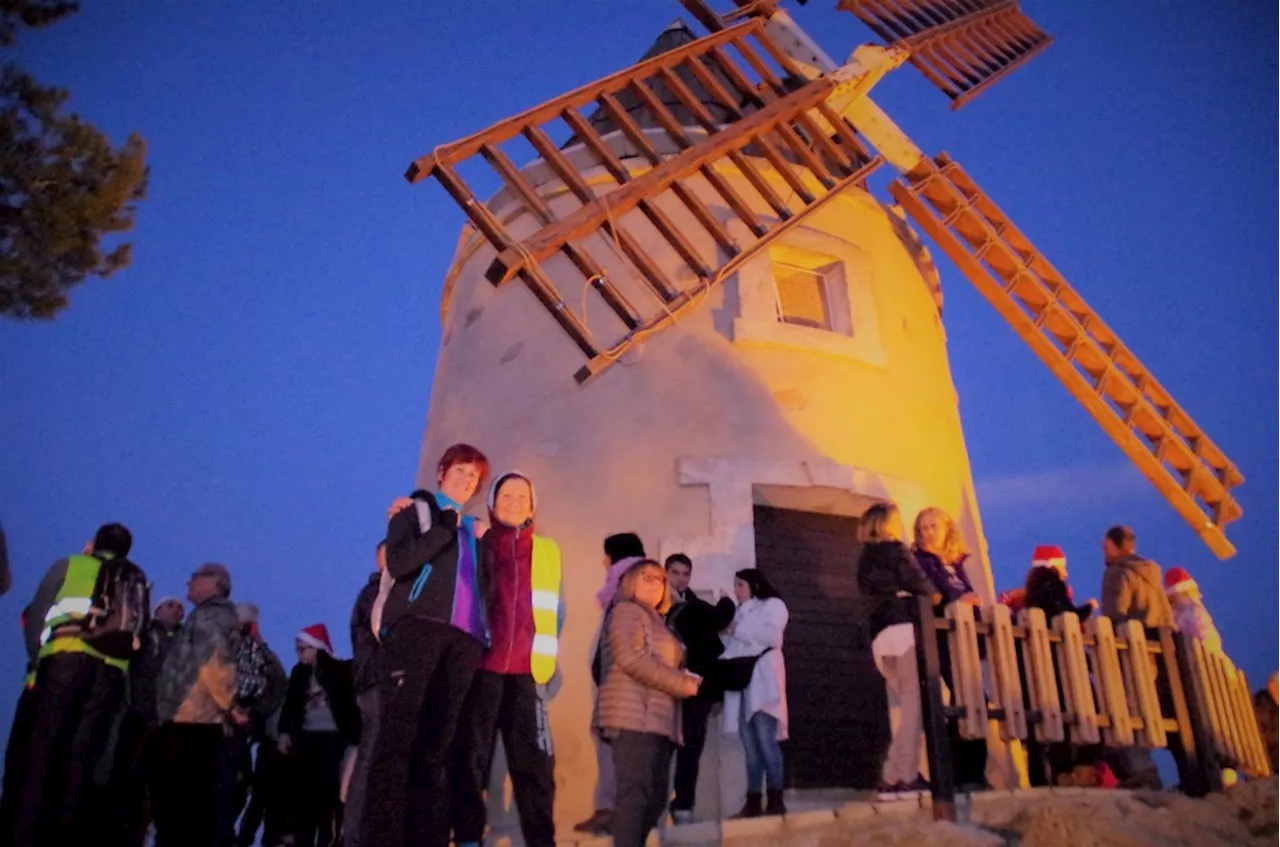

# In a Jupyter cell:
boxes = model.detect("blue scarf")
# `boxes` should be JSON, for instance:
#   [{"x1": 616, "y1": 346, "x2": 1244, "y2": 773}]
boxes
[{"x1": 436, "y1": 490, "x2": 487, "y2": 643}]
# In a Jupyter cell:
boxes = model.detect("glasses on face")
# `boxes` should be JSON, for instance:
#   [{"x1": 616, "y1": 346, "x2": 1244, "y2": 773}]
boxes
[{"x1": 639, "y1": 572, "x2": 666, "y2": 586}]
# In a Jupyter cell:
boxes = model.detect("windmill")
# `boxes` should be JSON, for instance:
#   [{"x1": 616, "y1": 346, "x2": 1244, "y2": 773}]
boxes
[{"x1": 404, "y1": 0, "x2": 1243, "y2": 825}]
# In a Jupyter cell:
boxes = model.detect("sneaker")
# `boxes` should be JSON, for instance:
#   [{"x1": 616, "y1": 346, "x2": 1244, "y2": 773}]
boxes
[
  {"x1": 901, "y1": 775, "x2": 931, "y2": 795},
  {"x1": 876, "y1": 781, "x2": 906, "y2": 800},
  {"x1": 671, "y1": 809, "x2": 694, "y2": 825}
]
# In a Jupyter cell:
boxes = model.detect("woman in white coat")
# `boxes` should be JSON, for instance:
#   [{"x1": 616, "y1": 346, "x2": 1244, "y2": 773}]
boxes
[{"x1": 720, "y1": 569, "x2": 789, "y2": 818}]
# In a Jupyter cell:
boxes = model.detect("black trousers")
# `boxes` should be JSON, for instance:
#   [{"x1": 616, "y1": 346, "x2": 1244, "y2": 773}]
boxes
[
  {"x1": 0, "y1": 684, "x2": 37, "y2": 841},
  {"x1": 151, "y1": 722, "x2": 241, "y2": 847},
  {"x1": 672, "y1": 696, "x2": 714, "y2": 812},
  {"x1": 611, "y1": 731, "x2": 674, "y2": 847},
  {"x1": 12, "y1": 651, "x2": 126, "y2": 847},
  {"x1": 238, "y1": 740, "x2": 287, "y2": 847},
  {"x1": 362, "y1": 619, "x2": 483, "y2": 847},
  {"x1": 451, "y1": 670, "x2": 556, "y2": 847},
  {"x1": 342, "y1": 687, "x2": 380, "y2": 847},
  {"x1": 289, "y1": 731, "x2": 347, "y2": 847}
]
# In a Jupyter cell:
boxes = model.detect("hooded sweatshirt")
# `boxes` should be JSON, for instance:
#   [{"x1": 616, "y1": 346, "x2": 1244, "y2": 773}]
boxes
[{"x1": 1101, "y1": 554, "x2": 1173, "y2": 629}]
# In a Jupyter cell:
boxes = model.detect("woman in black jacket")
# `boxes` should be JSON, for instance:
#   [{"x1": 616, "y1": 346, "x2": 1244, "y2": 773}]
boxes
[
  {"x1": 279, "y1": 624, "x2": 360, "y2": 847},
  {"x1": 856, "y1": 503, "x2": 939, "y2": 798}
]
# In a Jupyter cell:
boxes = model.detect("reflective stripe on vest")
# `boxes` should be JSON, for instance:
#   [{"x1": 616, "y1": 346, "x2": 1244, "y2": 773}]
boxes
[
  {"x1": 42, "y1": 555, "x2": 103, "y2": 636},
  {"x1": 36, "y1": 553, "x2": 127, "y2": 671},
  {"x1": 529, "y1": 536, "x2": 562, "y2": 684}
]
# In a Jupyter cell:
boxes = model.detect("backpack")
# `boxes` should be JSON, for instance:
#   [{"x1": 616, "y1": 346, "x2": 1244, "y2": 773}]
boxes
[
  {"x1": 83, "y1": 556, "x2": 151, "y2": 659},
  {"x1": 254, "y1": 645, "x2": 288, "y2": 722}
]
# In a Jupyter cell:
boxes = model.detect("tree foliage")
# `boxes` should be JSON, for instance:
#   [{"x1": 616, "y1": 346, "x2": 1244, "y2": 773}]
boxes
[{"x1": 1, "y1": 0, "x2": 148, "y2": 319}]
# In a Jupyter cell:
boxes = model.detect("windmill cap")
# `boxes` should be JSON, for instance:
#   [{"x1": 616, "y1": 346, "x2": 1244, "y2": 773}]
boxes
[
  {"x1": 1031, "y1": 545, "x2": 1066, "y2": 568},
  {"x1": 1164, "y1": 566, "x2": 1198, "y2": 595},
  {"x1": 296, "y1": 623, "x2": 333, "y2": 654}
]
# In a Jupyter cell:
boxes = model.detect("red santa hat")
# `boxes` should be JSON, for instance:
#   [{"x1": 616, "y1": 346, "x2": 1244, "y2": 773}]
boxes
[
  {"x1": 296, "y1": 623, "x2": 333, "y2": 655},
  {"x1": 1031, "y1": 545, "x2": 1066, "y2": 570},
  {"x1": 1164, "y1": 566, "x2": 1198, "y2": 596}
]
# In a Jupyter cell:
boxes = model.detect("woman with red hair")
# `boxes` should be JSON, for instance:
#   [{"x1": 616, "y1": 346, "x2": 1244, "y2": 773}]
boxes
[{"x1": 363, "y1": 443, "x2": 495, "y2": 847}]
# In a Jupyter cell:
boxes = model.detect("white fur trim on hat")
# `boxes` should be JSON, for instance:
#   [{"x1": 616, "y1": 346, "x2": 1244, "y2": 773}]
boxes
[
  {"x1": 488, "y1": 471, "x2": 536, "y2": 515},
  {"x1": 296, "y1": 625, "x2": 333, "y2": 654},
  {"x1": 154, "y1": 596, "x2": 184, "y2": 614}
]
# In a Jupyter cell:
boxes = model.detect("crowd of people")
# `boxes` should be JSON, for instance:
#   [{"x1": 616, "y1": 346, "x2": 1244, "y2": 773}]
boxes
[{"x1": 0, "y1": 445, "x2": 1275, "y2": 847}]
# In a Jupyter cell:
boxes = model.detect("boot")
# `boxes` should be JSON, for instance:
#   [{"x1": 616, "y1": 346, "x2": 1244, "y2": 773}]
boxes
[
  {"x1": 573, "y1": 808, "x2": 612, "y2": 834},
  {"x1": 765, "y1": 788, "x2": 787, "y2": 816},
  {"x1": 730, "y1": 791, "x2": 762, "y2": 819}
]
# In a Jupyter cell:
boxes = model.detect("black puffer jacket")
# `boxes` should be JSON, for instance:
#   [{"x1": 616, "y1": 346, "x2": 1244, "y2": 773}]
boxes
[
  {"x1": 856, "y1": 541, "x2": 937, "y2": 640},
  {"x1": 350, "y1": 571, "x2": 382, "y2": 694},
  {"x1": 280, "y1": 651, "x2": 361, "y2": 746}
]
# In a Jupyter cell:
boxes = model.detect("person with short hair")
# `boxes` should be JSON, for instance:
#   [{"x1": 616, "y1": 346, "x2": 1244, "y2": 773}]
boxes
[
  {"x1": 364, "y1": 444, "x2": 494, "y2": 847},
  {"x1": 13, "y1": 523, "x2": 143, "y2": 846},
  {"x1": 597, "y1": 560, "x2": 700, "y2": 847},
  {"x1": 574, "y1": 532, "x2": 648, "y2": 836},
  {"x1": 857, "y1": 503, "x2": 939, "y2": 799},
  {"x1": 1099, "y1": 525, "x2": 1168, "y2": 789},
  {"x1": 153, "y1": 561, "x2": 244, "y2": 846},
  {"x1": 664, "y1": 553, "x2": 734, "y2": 823},
  {"x1": 1100, "y1": 525, "x2": 1172, "y2": 630}
]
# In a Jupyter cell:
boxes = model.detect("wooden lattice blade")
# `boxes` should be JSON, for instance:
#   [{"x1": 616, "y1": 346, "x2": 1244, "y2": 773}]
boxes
[
  {"x1": 406, "y1": 15, "x2": 881, "y2": 384},
  {"x1": 839, "y1": 0, "x2": 1053, "y2": 109},
  {"x1": 889, "y1": 155, "x2": 1242, "y2": 559}
]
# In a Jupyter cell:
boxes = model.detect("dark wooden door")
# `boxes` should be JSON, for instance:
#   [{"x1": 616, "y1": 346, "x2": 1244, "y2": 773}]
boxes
[{"x1": 752, "y1": 504, "x2": 889, "y2": 789}]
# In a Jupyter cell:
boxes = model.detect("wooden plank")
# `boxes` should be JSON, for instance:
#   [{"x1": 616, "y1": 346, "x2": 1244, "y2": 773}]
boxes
[
  {"x1": 1020, "y1": 607, "x2": 1063, "y2": 742},
  {"x1": 406, "y1": 19, "x2": 763, "y2": 176},
  {"x1": 656, "y1": 66, "x2": 797, "y2": 219},
  {"x1": 1052, "y1": 612, "x2": 1099, "y2": 744},
  {"x1": 558, "y1": 108, "x2": 715, "y2": 281},
  {"x1": 1208, "y1": 653, "x2": 1244, "y2": 766},
  {"x1": 986, "y1": 603, "x2": 1026, "y2": 740},
  {"x1": 572, "y1": 154, "x2": 882, "y2": 383},
  {"x1": 595, "y1": 91, "x2": 740, "y2": 255},
  {"x1": 1188, "y1": 639, "x2": 1229, "y2": 760},
  {"x1": 1161, "y1": 628, "x2": 1220, "y2": 796},
  {"x1": 431, "y1": 163, "x2": 599, "y2": 358},
  {"x1": 1117, "y1": 620, "x2": 1166, "y2": 748},
  {"x1": 518, "y1": 124, "x2": 681, "y2": 303},
  {"x1": 478, "y1": 143, "x2": 643, "y2": 329},
  {"x1": 945, "y1": 602, "x2": 987, "y2": 740},
  {"x1": 624, "y1": 78, "x2": 769, "y2": 237},
  {"x1": 1084, "y1": 615, "x2": 1133, "y2": 746},
  {"x1": 1235, "y1": 671, "x2": 1272, "y2": 777}
]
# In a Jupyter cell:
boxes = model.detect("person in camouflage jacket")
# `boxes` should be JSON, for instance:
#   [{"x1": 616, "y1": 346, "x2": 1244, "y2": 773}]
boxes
[{"x1": 153, "y1": 563, "x2": 245, "y2": 846}]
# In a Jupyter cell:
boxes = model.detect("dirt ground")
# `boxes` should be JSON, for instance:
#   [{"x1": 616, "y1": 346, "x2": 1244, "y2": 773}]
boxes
[{"x1": 718, "y1": 780, "x2": 1278, "y2": 847}]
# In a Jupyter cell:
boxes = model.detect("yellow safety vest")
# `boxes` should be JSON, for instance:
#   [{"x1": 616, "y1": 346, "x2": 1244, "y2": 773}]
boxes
[
  {"x1": 530, "y1": 536, "x2": 562, "y2": 685},
  {"x1": 38, "y1": 554, "x2": 128, "y2": 672}
]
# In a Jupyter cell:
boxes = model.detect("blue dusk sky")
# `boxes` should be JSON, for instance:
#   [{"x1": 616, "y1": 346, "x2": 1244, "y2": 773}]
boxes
[{"x1": 0, "y1": 0, "x2": 1275, "y2": 741}]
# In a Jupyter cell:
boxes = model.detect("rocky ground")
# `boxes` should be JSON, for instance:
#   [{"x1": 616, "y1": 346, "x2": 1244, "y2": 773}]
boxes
[{"x1": 697, "y1": 780, "x2": 1278, "y2": 847}]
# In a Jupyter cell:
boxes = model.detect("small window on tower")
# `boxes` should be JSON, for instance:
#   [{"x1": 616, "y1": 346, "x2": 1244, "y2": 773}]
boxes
[{"x1": 771, "y1": 259, "x2": 852, "y2": 336}]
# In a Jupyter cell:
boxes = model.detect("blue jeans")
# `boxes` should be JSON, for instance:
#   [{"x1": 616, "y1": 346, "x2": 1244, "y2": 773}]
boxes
[{"x1": 740, "y1": 706, "x2": 784, "y2": 792}]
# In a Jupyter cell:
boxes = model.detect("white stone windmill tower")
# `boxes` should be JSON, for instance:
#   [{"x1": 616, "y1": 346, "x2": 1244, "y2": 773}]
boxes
[{"x1": 404, "y1": 0, "x2": 1243, "y2": 834}]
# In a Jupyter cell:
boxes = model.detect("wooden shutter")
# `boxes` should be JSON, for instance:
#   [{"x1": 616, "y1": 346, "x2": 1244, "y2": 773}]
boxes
[{"x1": 774, "y1": 263, "x2": 831, "y2": 329}]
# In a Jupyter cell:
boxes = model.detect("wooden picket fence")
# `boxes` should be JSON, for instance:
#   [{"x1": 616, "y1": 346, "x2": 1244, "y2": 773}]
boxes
[{"x1": 912, "y1": 597, "x2": 1272, "y2": 821}]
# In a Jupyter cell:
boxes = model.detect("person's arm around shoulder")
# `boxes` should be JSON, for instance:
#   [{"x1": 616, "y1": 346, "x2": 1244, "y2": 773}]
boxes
[
  {"x1": 608, "y1": 603, "x2": 698, "y2": 697},
  {"x1": 385, "y1": 497, "x2": 458, "y2": 580}
]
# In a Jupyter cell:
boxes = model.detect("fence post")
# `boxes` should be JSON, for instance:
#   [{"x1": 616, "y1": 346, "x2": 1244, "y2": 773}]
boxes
[
  {"x1": 915, "y1": 595, "x2": 956, "y2": 821},
  {"x1": 1164, "y1": 629, "x2": 1222, "y2": 795}
]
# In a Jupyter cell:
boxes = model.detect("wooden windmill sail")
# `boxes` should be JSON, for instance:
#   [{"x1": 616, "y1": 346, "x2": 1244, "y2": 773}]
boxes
[{"x1": 405, "y1": 0, "x2": 1243, "y2": 559}]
